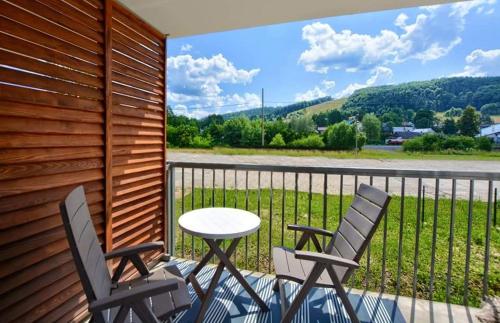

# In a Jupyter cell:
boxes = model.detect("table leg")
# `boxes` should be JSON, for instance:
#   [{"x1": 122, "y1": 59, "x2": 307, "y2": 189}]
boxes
[
  {"x1": 194, "y1": 238, "x2": 240, "y2": 323},
  {"x1": 205, "y1": 238, "x2": 269, "y2": 312},
  {"x1": 186, "y1": 239, "x2": 222, "y2": 284}
]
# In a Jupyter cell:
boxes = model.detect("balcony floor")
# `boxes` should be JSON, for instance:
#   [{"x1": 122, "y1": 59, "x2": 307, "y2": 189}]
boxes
[{"x1": 159, "y1": 258, "x2": 480, "y2": 323}]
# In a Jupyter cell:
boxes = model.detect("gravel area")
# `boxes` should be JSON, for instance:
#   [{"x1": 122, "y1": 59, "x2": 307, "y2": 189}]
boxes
[{"x1": 168, "y1": 152, "x2": 500, "y2": 201}]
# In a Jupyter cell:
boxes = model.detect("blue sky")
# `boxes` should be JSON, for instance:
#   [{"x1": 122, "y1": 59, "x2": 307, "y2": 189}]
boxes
[{"x1": 167, "y1": 0, "x2": 500, "y2": 118}]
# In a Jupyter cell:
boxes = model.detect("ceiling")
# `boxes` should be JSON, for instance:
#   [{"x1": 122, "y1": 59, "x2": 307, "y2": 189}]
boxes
[{"x1": 118, "y1": 0, "x2": 461, "y2": 38}]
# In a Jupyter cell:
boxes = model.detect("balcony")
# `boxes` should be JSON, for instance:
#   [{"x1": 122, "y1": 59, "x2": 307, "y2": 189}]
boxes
[
  {"x1": 164, "y1": 161, "x2": 499, "y2": 322},
  {"x1": 0, "y1": 0, "x2": 499, "y2": 322}
]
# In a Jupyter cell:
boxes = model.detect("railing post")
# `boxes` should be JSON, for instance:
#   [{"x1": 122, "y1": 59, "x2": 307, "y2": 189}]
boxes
[{"x1": 167, "y1": 164, "x2": 176, "y2": 257}]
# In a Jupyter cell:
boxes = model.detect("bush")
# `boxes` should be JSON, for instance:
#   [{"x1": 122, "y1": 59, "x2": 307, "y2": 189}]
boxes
[
  {"x1": 191, "y1": 135, "x2": 213, "y2": 148},
  {"x1": 288, "y1": 134, "x2": 325, "y2": 149},
  {"x1": 403, "y1": 134, "x2": 445, "y2": 152},
  {"x1": 421, "y1": 133, "x2": 445, "y2": 151},
  {"x1": 402, "y1": 137, "x2": 424, "y2": 152},
  {"x1": 442, "y1": 136, "x2": 475, "y2": 150},
  {"x1": 324, "y1": 122, "x2": 366, "y2": 150},
  {"x1": 475, "y1": 137, "x2": 493, "y2": 151},
  {"x1": 404, "y1": 133, "x2": 493, "y2": 152},
  {"x1": 269, "y1": 134, "x2": 286, "y2": 148}
]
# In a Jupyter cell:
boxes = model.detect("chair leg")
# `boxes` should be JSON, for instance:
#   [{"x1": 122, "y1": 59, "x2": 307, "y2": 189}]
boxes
[
  {"x1": 327, "y1": 267, "x2": 360, "y2": 323},
  {"x1": 273, "y1": 279, "x2": 280, "y2": 292},
  {"x1": 281, "y1": 263, "x2": 325, "y2": 323}
]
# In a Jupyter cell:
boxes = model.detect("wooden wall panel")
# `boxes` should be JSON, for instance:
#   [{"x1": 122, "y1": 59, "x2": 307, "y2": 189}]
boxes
[
  {"x1": 110, "y1": 1, "x2": 166, "y2": 271},
  {"x1": 0, "y1": 0, "x2": 166, "y2": 321}
]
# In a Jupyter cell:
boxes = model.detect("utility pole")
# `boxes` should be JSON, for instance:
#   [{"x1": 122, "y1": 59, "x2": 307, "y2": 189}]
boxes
[{"x1": 261, "y1": 88, "x2": 265, "y2": 147}]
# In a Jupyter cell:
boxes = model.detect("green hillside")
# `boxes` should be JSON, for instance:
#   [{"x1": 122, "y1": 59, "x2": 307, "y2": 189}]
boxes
[
  {"x1": 343, "y1": 76, "x2": 500, "y2": 113},
  {"x1": 221, "y1": 97, "x2": 332, "y2": 120},
  {"x1": 287, "y1": 98, "x2": 346, "y2": 118}
]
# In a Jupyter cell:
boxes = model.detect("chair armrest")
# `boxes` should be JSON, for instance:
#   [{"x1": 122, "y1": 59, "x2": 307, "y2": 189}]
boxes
[
  {"x1": 104, "y1": 241, "x2": 164, "y2": 260},
  {"x1": 89, "y1": 279, "x2": 178, "y2": 312},
  {"x1": 294, "y1": 250, "x2": 359, "y2": 269},
  {"x1": 287, "y1": 225, "x2": 335, "y2": 237}
]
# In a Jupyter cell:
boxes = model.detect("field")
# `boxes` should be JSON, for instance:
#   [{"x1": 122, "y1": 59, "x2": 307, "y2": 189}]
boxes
[
  {"x1": 171, "y1": 147, "x2": 500, "y2": 161},
  {"x1": 491, "y1": 115, "x2": 500, "y2": 123},
  {"x1": 286, "y1": 98, "x2": 346, "y2": 118},
  {"x1": 175, "y1": 188, "x2": 499, "y2": 307}
]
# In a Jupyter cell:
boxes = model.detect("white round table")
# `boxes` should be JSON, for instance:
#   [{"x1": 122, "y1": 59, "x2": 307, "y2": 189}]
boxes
[
  {"x1": 178, "y1": 207, "x2": 268, "y2": 322},
  {"x1": 178, "y1": 207, "x2": 261, "y2": 239}
]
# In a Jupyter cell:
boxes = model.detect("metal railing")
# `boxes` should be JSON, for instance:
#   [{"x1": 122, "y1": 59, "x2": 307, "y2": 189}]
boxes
[{"x1": 166, "y1": 161, "x2": 499, "y2": 307}]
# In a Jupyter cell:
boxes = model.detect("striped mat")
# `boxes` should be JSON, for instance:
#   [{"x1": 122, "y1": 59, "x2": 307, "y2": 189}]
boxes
[{"x1": 169, "y1": 259, "x2": 405, "y2": 323}]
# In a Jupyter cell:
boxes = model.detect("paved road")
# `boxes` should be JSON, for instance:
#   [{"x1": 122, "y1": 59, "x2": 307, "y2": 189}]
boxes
[
  {"x1": 364, "y1": 144, "x2": 402, "y2": 151},
  {"x1": 169, "y1": 152, "x2": 500, "y2": 201}
]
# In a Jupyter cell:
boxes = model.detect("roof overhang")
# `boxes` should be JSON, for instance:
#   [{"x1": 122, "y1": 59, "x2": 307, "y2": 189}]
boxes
[{"x1": 117, "y1": 0, "x2": 462, "y2": 38}]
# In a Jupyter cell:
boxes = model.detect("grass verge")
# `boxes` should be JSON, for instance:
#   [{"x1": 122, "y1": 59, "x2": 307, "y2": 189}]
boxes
[{"x1": 171, "y1": 147, "x2": 500, "y2": 161}]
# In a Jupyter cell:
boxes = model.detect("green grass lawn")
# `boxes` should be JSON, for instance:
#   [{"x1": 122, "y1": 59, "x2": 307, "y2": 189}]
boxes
[
  {"x1": 171, "y1": 147, "x2": 500, "y2": 161},
  {"x1": 175, "y1": 188, "x2": 499, "y2": 307}
]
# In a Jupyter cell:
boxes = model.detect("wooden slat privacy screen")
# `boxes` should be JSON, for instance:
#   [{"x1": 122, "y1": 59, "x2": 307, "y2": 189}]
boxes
[{"x1": 0, "y1": 0, "x2": 167, "y2": 321}]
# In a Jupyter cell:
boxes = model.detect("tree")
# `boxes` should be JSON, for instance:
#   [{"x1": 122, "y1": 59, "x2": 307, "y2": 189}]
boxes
[
  {"x1": 241, "y1": 120, "x2": 261, "y2": 147},
  {"x1": 361, "y1": 113, "x2": 381, "y2": 144},
  {"x1": 167, "y1": 124, "x2": 198, "y2": 147},
  {"x1": 289, "y1": 116, "x2": 315, "y2": 137},
  {"x1": 324, "y1": 122, "x2": 366, "y2": 150},
  {"x1": 480, "y1": 103, "x2": 500, "y2": 116},
  {"x1": 457, "y1": 106, "x2": 480, "y2": 137},
  {"x1": 380, "y1": 111, "x2": 403, "y2": 127},
  {"x1": 312, "y1": 110, "x2": 344, "y2": 127},
  {"x1": 413, "y1": 109, "x2": 435, "y2": 128},
  {"x1": 442, "y1": 118, "x2": 457, "y2": 135},
  {"x1": 443, "y1": 107, "x2": 463, "y2": 118},
  {"x1": 269, "y1": 134, "x2": 286, "y2": 148},
  {"x1": 222, "y1": 117, "x2": 250, "y2": 146}
]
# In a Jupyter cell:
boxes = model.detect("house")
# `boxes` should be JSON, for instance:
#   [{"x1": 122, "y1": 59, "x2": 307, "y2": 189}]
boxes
[
  {"x1": 317, "y1": 126, "x2": 328, "y2": 134},
  {"x1": 478, "y1": 124, "x2": 500, "y2": 143},
  {"x1": 411, "y1": 128, "x2": 435, "y2": 134},
  {"x1": 392, "y1": 126, "x2": 415, "y2": 133}
]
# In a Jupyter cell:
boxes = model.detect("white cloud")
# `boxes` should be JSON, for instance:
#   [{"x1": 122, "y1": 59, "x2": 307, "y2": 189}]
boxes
[
  {"x1": 298, "y1": 0, "x2": 495, "y2": 73},
  {"x1": 295, "y1": 86, "x2": 327, "y2": 102},
  {"x1": 167, "y1": 54, "x2": 260, "y2": 117},
  {"x1": 321, "y1": 80, "x2": 336, "y2": 90},
  {"x1": 181, "y1": 44, "x2": 193, "y2": 52},
  {"x1": 450, "y1": 0, "x2": 496, "y2": 18},
  {"x1": 294, "y1": 79, "x2": 336, "y2": 102},
  {"x1": 335, "y1": 66, "x2": 393, "y2": 98},
  {"x1": 452, "y1": 49, "x2": 500, "y2": 76}
]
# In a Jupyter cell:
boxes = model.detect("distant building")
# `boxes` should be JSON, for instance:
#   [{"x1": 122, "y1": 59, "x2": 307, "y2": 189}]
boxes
[
  {"x1": 317, "y1": 126, "x2": 328, "y2": 134},
  {"x1": 392, "y1": 126, "x2": 434, "y2": 136},
  {"x1": 478, "y1": 124, "x2": 500, "y2": 143},
  {"x1": 411, "y1": 128, "x2": 435, "y2": 134},
  {"x1": 392, "y1": 126, "x2": 414, "y2": 133}
]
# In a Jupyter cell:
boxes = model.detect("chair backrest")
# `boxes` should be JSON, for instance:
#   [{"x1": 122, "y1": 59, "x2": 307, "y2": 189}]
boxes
[
  {"x1": 328, "y1": 183, "x2": 391, "y2": 283},
  {"x1": 60, "y1": 185, "x2": 111, "y2": 301}
]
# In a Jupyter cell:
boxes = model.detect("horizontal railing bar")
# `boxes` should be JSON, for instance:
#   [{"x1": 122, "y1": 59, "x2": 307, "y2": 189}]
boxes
[{"x1": 167, "y1": 161, "x2": 500, "y2": 180}]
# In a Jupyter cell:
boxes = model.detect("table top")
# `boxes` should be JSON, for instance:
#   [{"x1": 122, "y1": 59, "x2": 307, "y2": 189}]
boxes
[{"x1": 178, "y1": 207, "x2": 261, "y2": 239}]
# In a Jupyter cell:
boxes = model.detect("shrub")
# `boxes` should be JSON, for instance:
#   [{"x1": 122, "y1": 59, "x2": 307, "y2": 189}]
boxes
[
  {"x1": 324, "y1": 122, "x2": 366, "y2": 150},
  {"x1": 421, "y1": 133, "x2": 445, "y2": 151},
  {"x1": 402, "y1": 136, "x2": 424, "y2": 151},
  {"x1": 269, "y1": 133, "x2": 286, "y2": 148},
  {"x1": 191, "y1": 135, "x2": 213, "y2": 148},
  {"x1": 288, "y1": 134, "x2": 325, "y2": 149},
  {"x1": 442, "y1": 136, "x2": 475, "y2": 150},
  {"x1": 475, "y1": 137, "x2": 493, "y2": 151}
]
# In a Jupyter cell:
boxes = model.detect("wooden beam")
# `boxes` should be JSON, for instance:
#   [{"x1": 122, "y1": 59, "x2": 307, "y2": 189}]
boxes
[
  {"x1": 105, "y1": 0, "x2": 113, "y2": 253},
  {"x1": 163, "y1": 35, "x2": 168, "y2": 254}
]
